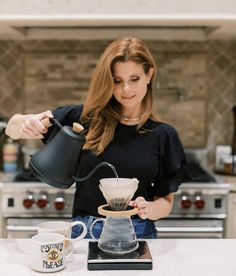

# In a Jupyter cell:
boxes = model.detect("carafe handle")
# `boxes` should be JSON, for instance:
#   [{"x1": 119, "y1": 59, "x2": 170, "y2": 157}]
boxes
[{"x1": 90, "y1": 218, "x2": 105, "y2": 241}]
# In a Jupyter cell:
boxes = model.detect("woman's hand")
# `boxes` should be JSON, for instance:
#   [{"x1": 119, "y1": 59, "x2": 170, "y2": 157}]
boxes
[
  {"x1": 5, "y1": 110, "x2": 54, "y2": 139},
  {"x1": 129, "y1": 193, "x2": 174, "y2": 221},
  {"x1": 21, "y1": 111, "x2": 54, "y2": 138},
  {"x1": 129, "y1": 196, "x2": 152, "y2": 219}
]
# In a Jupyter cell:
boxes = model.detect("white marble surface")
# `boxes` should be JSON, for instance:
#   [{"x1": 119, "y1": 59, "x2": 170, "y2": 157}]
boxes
[
  {"x1": 217, "y1": 175, "x2": 236, "y2": 191},
  {"x1": 0, "y1": 238, "x2": 236, "y2": 276}
]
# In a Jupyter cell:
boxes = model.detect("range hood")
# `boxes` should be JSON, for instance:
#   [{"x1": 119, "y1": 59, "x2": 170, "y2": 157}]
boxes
[
  {"x1": 0, "y1": 16, "x2": 235, "y2": 40},
  {"x1": 13, "y1": 25, "x2": 220, "y2": 41}
]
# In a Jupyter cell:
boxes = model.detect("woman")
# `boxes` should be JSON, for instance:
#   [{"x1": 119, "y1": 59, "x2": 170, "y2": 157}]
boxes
[{"x1": 5, "y1": 37, "x2": 191, "y2": 239}]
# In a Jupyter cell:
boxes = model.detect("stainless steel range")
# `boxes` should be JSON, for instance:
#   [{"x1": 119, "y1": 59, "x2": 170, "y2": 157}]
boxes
[
  {"x1": 156, "y1": 183, "x2": 229, "y2": 238},
  {"x1": 0, "y1": 180, "x2": 75, "y2": 238},
  {"x1": 155, "y1": 150, "x2": 230, "y2": 238}
]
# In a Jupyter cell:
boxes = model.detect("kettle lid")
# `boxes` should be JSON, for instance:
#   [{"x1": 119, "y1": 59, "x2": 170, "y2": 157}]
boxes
[{"x1": 62, "y1": 126, "x2": 85, "y2": 141}]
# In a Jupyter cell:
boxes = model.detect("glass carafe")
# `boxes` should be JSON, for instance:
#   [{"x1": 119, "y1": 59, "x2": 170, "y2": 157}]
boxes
[{"x1": 90, "y1": 216, "x2": 139, "y2": 255}]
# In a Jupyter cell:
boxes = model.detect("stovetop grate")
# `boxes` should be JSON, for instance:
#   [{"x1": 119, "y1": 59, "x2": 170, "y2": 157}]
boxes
[
  {"x1": 13, "y1": 161, "x2": 217, "y2": 184},
  {"x1": 14, "y1": 169, "x2": 41, "y2": 182},
  {"x1": 187, "y1": 162, "x2": 217, "y2": 183}
]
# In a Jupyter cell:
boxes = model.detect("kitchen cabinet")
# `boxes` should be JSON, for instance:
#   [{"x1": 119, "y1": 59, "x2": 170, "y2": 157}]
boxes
[
  {"x1": 226, "y1": 192, "x2": 236, "y2": 238},
  {"x1": 220, "y1": 175, "x2": 236, "y2": 238},
  {"x1": 0, "y1": 189, "x2": 2, "y2": 238},
  {"x1": 226, "y1": 178, "x2": 236, "y2": 238}
]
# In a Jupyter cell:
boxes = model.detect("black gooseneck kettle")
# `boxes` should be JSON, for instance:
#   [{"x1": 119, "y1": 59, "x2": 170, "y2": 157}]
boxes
[{"x1": 29, "y1": 118, "x2": 117, "y2": 189}]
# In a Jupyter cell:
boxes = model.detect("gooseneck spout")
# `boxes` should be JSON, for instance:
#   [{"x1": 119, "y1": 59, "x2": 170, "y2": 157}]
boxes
[{"x1": 73, "y1": 162, "x2": 118, "y2": 182}]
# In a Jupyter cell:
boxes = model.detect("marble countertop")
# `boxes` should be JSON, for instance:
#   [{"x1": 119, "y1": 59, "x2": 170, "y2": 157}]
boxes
[
  {"x1": 216, "y1": 174, "x2": 236, "y2": 191},
  {"x1": 0, "y1": 238, "x2": 236, "y2": 276}
]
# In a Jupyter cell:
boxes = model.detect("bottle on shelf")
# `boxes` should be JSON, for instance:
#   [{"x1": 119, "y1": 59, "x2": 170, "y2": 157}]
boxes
[
  {"x1": 232, "y1": 106, "x2": 236, "y2": 175},
  {"x1": 2, "y1": 138, "x2": 19, "y2": 172}
]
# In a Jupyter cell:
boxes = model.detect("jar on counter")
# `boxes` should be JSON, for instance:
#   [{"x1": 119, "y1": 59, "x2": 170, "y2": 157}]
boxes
[
  {"x1": 3, "y1": 138, "x2": 19, "y2": 172},
  {"x1": 21, "y1": 146, "x2": 39, "y2": 169},
  {"x1": 223, "y1": 156, "x2": 236, "y2": 175}
]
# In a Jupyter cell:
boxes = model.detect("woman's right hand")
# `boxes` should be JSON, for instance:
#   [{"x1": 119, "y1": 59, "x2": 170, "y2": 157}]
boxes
[
  {"x1": 5, "y1": 110, "x2": 54, "y2": 139},
  {"x1": 21, "y1": 111, "x2": 54, "y2": 138}
]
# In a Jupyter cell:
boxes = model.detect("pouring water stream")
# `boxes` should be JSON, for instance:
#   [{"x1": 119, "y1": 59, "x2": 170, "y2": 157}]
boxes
[{"x1": 72, "y1": 162, "x2": 119, "y2": 182}]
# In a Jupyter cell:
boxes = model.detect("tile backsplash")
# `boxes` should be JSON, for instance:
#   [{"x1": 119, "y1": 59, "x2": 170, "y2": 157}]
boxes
[{"x1": 0, "y1": 39, "x2": 235, "y2": 168}]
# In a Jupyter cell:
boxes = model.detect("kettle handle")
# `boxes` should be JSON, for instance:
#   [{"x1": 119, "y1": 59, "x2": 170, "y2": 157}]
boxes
[
  {"x1": 41, "y1": 118, "x2": 62, "y2": 129},
  {"x1": 41, "y1": 118, "x2": 84, "y2": 133},
  {"x1": 41, "y1": 118, "x2": 53, "y2": 128}
]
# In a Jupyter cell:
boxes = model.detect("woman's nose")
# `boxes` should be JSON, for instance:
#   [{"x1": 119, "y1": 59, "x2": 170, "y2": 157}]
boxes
[{"x1": 123, "y1": 82, "x2": 131, "y2": 92}]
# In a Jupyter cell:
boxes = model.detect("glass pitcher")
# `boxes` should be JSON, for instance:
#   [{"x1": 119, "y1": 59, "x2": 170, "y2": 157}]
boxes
[{"x1": 90, "y1": 216, "x2": 139, "y2": 255}]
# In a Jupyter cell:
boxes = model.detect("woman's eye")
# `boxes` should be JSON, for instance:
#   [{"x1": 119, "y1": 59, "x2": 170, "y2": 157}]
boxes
[
  {"x1": 131, "y1": 77, "x2": 140, "y2": 82},
  {"x1": 114, "y1": 79, "x2": 121, "y2": 84}
]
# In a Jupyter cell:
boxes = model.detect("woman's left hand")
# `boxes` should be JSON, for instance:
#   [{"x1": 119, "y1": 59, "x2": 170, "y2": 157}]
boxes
[
  {"x1": 129, "y1": 196, "x2": 152, "y2": 219},
  {"x1": 129, "y1": 193, "x2": 174, "y2": 221}
]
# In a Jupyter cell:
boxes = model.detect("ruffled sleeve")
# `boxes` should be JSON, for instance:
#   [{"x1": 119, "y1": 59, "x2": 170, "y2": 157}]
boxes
[
  {"x1": 42, "y1": 105, "x2": 83, "y2": 144},
  {"x1": 154, "y1": 124, "x2": 191, "y2": 197}
]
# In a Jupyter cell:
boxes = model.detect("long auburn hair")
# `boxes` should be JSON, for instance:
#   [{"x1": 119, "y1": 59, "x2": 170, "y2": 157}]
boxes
[{"x1": 81, "y1": 36, "x2": 159, "y2": 155}]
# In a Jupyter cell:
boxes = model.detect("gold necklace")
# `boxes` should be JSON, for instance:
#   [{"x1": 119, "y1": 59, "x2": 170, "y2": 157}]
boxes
[
  {"x1": 120, "y1": 114, "x2": 144, "y2": 122},
  {"x1": 120, "y1": 116, "x2": 141, "y2": 122}
]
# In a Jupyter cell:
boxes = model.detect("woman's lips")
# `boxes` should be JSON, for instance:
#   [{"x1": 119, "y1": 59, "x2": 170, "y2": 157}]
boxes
[{"x1": 121, "y1": 95, "x2": 135, "y2": 100}]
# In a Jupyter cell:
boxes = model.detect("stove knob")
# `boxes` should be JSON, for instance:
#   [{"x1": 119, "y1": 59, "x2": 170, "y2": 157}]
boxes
[
  {"x1": 194, "y1": 194, "x2": 205, "y2": 209},
  {"x1": 180, "y1": 194, "x2": 192, "y2": 209},
  {"x1": 37, "y1": 194, "x2": 48, "y2": 209},
  {"x1": 23, "y1": 194, "x2": 35, "y2": 209},
  {"x1": 54, "y1": 197, "x2": 65, "y2": 210}
]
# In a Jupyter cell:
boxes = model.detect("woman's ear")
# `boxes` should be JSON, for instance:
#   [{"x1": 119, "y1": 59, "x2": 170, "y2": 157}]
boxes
[{"x1": 147, "y1": 67, "x2": 154, "y2": 84}]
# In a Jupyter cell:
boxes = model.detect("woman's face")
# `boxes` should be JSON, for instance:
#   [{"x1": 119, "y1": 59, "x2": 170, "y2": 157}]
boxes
[{"x1": 112, "y1": 61, "x2": 153, "y2": 112}]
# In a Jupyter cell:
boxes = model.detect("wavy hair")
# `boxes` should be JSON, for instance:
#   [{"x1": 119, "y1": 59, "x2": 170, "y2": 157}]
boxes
[{"x1": 81, "y1": 36, "x2": 159, "y2": 155}]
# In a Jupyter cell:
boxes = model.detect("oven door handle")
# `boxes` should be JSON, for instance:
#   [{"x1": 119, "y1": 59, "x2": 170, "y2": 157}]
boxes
[
  {"x1": 157, "y1": 226, "x2": 224, "y2": 233},
  {"x1": 6, "y1": 225, "x2": 37, "y2": 232}
]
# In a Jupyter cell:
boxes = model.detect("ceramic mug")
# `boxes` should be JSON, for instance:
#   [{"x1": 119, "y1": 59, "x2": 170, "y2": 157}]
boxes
[
  {"x1": 37, "y1": 220, "x2": 87, "y2": 243},
  {"x1": 31, "y1": 233, "x2": 73, "y2": 272}
]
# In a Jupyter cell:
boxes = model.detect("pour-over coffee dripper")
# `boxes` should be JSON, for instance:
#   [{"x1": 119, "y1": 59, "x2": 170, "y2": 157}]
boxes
[
  {"x1": 90, "y1": 178, "x2": 139, "y2": 255},
  {"x1": 99, "y1": 178, "x2": 138, "y2": 211}
]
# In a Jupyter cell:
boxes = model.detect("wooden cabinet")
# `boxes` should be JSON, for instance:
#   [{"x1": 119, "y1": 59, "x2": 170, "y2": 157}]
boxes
[
  {"x1": 216, "y1": 175, "x2": 236, "y2": 238},
  {"x1": 0, "y1": 189, "x2": 2, "y2": 238},
  {"x1": 226, "y1": 191, "x2": 236, "y2": 238}
]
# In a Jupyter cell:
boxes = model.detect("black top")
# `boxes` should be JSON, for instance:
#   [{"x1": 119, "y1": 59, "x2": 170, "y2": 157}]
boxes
[{"x1": 43, "y1": 105, "x2": 191, "y2": 217}]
